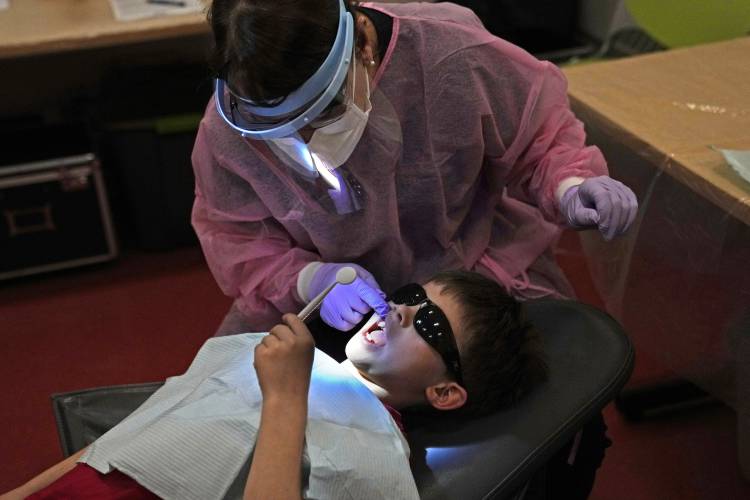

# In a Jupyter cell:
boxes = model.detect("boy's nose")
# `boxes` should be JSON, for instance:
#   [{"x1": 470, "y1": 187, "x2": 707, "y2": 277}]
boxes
[{"x1": 392, "y1": 303, "x2": 410, "y2": 327}]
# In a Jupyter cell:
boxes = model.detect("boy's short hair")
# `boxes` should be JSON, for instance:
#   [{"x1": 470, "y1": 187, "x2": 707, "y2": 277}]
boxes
[{"x1": 429, "y1": 270, "x2": 548, "y2": 418}]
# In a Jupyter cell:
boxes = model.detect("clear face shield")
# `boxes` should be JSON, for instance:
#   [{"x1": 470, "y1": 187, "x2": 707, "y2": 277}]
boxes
[
  {"x1": 261, "y1": 55, "x2": 372, "y2": 194},
  {"x1": 214, "y1": 0, "x2": 359, "y2": 193}
]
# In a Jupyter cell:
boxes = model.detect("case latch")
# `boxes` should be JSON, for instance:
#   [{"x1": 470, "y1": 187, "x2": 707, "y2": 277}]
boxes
[{"x1": 3, "y1": 204, "x2": 56, "y2": 237}]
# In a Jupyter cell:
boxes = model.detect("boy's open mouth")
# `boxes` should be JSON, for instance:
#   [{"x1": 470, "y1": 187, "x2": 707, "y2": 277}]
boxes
[{"x1": 359, "y1": 313, "x2": 387, "y2": 347}]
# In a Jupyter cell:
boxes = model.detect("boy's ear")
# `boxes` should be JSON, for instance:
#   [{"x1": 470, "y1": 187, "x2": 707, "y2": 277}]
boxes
[{"x1": 425, "y1": 381, "x2": 468, "y2": 411}]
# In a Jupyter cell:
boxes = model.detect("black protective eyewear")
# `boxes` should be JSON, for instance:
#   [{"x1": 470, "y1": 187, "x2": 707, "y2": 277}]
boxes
[{"x1": 388, "y1": 283, "x2": 464, "y2": 386}]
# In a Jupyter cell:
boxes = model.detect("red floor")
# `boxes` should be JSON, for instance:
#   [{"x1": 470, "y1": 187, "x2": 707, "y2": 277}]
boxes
[
  {"x1": 0, "y1": 247, "x2": 232, "y2": 493},
  {"x1": 1, "y1": 241, "x2": 749, "y2": 498}
]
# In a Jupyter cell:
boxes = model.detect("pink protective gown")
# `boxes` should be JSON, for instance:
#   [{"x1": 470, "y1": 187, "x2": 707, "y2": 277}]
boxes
[{"x1": 191, "y1": 2, "x2": 608, "y2": 331}]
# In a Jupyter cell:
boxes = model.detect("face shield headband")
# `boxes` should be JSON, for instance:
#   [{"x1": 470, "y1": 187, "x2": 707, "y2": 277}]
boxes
[{"x1": 214, "y1": 0, "x2": 355, "y2": 141}]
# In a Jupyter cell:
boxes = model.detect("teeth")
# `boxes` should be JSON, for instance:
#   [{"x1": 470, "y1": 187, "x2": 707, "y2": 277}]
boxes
[
  {"x1": 364, "y1": 329, "x2": 383, "y2": 344},
  {"x1": 358, "y1": 314, "x2": 386, "y2": 345}
]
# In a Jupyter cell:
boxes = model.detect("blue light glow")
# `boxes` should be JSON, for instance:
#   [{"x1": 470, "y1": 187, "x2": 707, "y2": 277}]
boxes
[
  {"x1": 426, "y1": 443, "x2": 485, "y2": 468},
  {"x1": 288, "y1": 140, "x2": 317, "y2": 173},
  {"x1": 311, "y1": 152, "x2": 341, "y2": 191}
]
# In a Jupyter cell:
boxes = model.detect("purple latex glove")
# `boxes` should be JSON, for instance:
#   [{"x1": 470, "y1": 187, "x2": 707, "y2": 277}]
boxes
[
  {"x1": 308, "y1": 263, "x2": 390, "y2": 331},
  {"x1": 561, "y1": 176, "x2": 638, "y2": 241}
]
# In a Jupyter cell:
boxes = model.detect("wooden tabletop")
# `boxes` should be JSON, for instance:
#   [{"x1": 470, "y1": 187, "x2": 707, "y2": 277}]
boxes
[
  {"x1": 0, "y1": 0, "x2": 209, "y2": 59},
  {"x1": 563, "y1": 37, "x2": 750, "y2": 225}
]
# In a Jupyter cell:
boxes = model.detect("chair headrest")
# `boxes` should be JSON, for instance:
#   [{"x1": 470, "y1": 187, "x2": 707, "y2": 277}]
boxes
[{"x1": 408, "y1": 299, "x2": 633, "y2": 500}]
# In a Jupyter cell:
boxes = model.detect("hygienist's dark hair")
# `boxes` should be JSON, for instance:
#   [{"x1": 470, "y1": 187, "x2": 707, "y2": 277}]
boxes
[
  {"x1": 428, "y1": 270, "x2": 548, "y2": 418},
  {"x1": 207, "y1": 0, "x2": 359, "y2": 103}
]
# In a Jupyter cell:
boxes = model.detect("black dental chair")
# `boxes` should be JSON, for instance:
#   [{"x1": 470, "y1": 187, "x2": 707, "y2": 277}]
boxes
[{"x1": 51, "y1": 299, "x2": 633, "y2": 499}]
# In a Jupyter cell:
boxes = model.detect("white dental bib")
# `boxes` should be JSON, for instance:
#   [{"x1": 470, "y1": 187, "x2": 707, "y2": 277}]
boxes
[{"x1": 81, "y1": 333, "x2": 418, "y2": 500}]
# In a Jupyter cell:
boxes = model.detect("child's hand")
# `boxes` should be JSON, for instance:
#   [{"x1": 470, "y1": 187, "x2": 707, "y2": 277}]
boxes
[{"x1": 254, "y1": 314, "x2": 315, "y2": 405}]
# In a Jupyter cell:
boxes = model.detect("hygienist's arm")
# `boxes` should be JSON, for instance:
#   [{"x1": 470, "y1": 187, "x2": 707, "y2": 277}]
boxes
[
  {"x1": 192, "y1": 124, "x2": 321, "y2": 326},
  {"x1": 244, "y1": 314, "x2": 314, "y2": 500},
  {"x1": 0, "y1": 447, "x2": 88, "y2": 499}
]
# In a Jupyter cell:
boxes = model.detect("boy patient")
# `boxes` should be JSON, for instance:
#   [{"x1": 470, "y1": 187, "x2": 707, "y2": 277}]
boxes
[{"x1": 4, "y1": 270, "x2": 547, "y2": 500}]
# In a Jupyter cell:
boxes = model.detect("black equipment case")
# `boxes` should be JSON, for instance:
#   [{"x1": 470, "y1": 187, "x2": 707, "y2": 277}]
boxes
[{"x1": 0, "y1": 151, "x2": 118, "y2": 281}]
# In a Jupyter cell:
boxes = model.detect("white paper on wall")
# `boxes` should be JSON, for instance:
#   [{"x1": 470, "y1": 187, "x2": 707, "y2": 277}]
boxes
[{"x1": 109, "y1": 0, "x2": 203, "y2": 22}]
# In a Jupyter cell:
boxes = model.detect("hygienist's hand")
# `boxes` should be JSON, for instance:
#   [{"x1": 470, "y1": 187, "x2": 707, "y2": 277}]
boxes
[
  {"x1": 254, "y1": 314, "x2": 315, "y2": 404},
  {"x1": 560, "y1": 176, "x2": 638, "y2": 240},
  {"x1": 309, "y1": 263, "x2": 390, "y2": 331}
]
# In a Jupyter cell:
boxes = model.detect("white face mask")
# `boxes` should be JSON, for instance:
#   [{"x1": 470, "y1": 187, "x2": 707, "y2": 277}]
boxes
[
  {"x1": 307, "y1": 61, "x2": 372, "y2": 169},
  {"x1": 266, "y1": 61, "x2": 372, "y2": 192}
]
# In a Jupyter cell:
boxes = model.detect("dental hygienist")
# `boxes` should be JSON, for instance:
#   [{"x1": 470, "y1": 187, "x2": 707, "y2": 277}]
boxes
[{"x1": 192, "y1": 0, "x2": 638, "y2": 334}]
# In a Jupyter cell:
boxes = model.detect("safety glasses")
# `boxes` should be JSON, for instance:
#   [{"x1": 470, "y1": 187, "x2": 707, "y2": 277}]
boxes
[
  {"x1": 308, "y1": 85, "x2": 349, "y2": 128},
  {"x1": 388, "y1": 283, "x2": 464, "y2": 386},
  {"x1": 222, "y1": 76, "x2": 349, "y2": 131}
]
